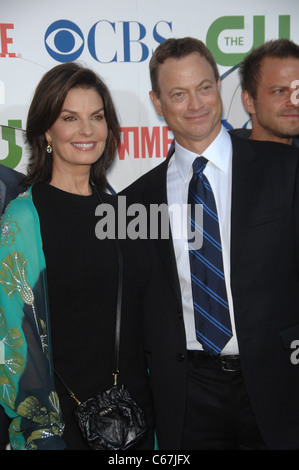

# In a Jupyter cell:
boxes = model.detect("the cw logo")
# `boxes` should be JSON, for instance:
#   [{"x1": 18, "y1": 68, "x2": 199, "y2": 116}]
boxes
[
  {"x1": 206, "y1": 15, "x2": 290, "y2": 66},
  {"x1": 0, "y1": 122, "x2": 23, "y2": 169}
]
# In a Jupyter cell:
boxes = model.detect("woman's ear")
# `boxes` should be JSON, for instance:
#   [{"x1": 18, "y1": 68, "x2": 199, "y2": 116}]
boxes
[{"x1": 45, "y1": 131, "x2": 51, "y2": 143}]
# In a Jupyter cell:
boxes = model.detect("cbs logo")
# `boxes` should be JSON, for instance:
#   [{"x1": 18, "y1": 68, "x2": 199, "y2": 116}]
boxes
[{"x1": 44, "y1": 19, "x2": 172, "y2": 63}]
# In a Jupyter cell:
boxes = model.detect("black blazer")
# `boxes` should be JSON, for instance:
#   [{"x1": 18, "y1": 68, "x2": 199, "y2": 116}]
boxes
[{"x1": 123, "y1": 133, "x2": 299, "y2": 450}]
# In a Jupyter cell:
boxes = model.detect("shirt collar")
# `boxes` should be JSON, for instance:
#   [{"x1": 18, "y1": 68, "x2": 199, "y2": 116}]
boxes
[{"x1": 171, "y1": 125, "x2": 232, "y2": 182}]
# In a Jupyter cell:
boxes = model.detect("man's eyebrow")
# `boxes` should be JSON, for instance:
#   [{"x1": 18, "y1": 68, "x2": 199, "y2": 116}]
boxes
[
  {"x1": 268, "y1": 85, "x2": 289, "y2": 90},
  {"x1": 169, "y1": 78, "x2": 214, "y2": 93}
]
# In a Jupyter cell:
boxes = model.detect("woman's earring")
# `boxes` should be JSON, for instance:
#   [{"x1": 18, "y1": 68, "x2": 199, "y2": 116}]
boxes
[{"x1": 46, "y1": 141, "x2": 53, "y2": 154}]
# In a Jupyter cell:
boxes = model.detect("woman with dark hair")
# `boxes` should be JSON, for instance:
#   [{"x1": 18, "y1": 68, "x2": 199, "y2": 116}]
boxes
[
  {"x1": 25, "y1": 62, "x2": 120, "y2": 189},
  {"x1": 0, "y1": 62, "x2": 154, "y2": 450}
]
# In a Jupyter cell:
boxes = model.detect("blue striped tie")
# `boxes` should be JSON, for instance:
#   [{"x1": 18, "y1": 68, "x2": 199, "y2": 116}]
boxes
[{"x1": 188, "y1": 157, "x2": 232, "y2": 355}]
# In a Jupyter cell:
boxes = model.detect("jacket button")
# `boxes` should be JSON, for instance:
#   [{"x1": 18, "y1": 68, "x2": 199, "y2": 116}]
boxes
[{"x1": 176, "y1": 353, "x2": 185, "y2": 361}]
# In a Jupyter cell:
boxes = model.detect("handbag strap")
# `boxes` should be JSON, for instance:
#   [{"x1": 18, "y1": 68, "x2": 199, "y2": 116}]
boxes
[
  {"x1": 112, "y1": 230, "x2": 123, "y2": 385},
  {"x1": 92, "y1": 183, "x2": 123, "y2": 386}
]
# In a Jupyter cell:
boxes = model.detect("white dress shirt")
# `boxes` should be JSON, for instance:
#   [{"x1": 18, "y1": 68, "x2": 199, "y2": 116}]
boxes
[{"x1": 167, "y1": 126, "x2": 239, "y2": 354}]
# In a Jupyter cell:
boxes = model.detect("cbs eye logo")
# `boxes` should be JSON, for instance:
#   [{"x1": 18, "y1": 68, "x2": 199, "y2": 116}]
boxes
[{"x1": 45, "y1": 20, "x2": 84, "y2": 62}]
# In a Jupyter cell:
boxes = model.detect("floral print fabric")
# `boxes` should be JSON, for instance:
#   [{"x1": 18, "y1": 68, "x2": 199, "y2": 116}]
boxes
[{"x1": 0, "y1": 188, "x2": 65, "y2": 450}]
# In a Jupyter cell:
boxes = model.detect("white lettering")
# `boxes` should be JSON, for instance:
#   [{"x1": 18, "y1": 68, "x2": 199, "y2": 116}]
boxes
[
  {"x1": 290, "y1": 339, "x2": 299, "y2": 365},
  {"x1": 291, "y1": 80, "x2": 299, "y2": 105}
]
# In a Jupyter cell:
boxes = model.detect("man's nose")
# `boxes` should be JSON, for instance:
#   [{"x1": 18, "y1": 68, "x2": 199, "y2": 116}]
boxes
[{"x1": 187, "y1": 92, "x2": 203, "y2": 110}]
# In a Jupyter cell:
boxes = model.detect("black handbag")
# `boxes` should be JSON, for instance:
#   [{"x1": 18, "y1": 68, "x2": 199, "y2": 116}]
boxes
[
  {"x1": 54, "y1": 185, "x2": 147, "y2": 450},
  {"x1": 72, "y1": 384, "x2": 147, "y2": 450}
]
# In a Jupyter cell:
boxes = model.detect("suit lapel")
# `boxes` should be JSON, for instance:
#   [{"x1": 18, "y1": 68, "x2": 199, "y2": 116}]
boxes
[
  {"x1": 141, "y1": 135, "x2": 263, "y2": 315},
  {"x1": 143, "y1": 136, "x2": 262, "y2": 311},
  {"x1": 143, "y1": 156, "x2": 183, "y2": 307},
  {"x1": 230, "y1": 134, "x2": 260, "y2": 269}
]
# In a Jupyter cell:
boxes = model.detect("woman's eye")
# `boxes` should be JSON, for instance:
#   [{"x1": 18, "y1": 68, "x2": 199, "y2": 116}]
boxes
[
  {"x1": 93, "y1": 114, "x2": 105, "y2": 120},
  {"x1": 63, "y1": 115, "x2": 76, "y2": 121}
]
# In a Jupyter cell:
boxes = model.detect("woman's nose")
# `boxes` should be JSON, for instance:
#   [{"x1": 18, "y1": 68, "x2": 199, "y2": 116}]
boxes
[{"x1": 79, "y1": 119, "x2": 93, "y2": 135}]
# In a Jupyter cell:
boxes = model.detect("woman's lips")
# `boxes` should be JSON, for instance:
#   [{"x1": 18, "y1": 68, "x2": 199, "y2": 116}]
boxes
[{"x1": 71, "y1": 142, "x2": 96, "y2": 150}]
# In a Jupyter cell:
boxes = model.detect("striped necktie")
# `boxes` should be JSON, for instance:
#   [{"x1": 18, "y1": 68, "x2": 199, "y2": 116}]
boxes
[{"x1": 188, "y1": 156, "x2": 232, "y2": 355}]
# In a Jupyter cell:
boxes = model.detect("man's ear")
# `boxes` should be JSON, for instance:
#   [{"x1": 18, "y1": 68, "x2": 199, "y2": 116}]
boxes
[
  {"x1": 149, "y1": 91, "x2": 163, "y2": 117},
  {"x1": 241, "y1": 89, "x2": 256, "y2": 116}
]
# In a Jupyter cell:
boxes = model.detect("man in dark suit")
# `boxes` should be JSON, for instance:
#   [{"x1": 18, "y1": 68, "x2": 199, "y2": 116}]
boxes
[
  {"x1": 0, "y1": 163, "x2": 25, "y2": 215},
  {"x1": 0, "y1": 163, "x2": 26, "y2": 449},
  {"x1": 238, "y1": 38, "x2": 299, "y2": 145},
  {"x1": 124, "y1": 37, "x2": 299, "y2": 450}
]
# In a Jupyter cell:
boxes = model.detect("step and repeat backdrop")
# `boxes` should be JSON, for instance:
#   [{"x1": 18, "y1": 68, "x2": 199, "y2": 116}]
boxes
[{"x1": 1, "y1": 0, "x2": 299, "y2": 192}]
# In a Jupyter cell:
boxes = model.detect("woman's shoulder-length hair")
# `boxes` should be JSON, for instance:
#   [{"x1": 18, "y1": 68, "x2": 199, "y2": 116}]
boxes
[{"x1": 25, "y1": 62, "x2": 120, "y2": 189}]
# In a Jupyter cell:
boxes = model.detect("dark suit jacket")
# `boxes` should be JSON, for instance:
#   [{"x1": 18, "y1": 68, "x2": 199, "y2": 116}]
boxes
[
  {"x1": 123, "y1": 133, "x2": 299, "y2": 450},
  {"x1": 230, "y1": 127, "x2": 299, "y2": 148},
  {"x1": 0, "y1": 164, "x2": 25, "y2": 216}
]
